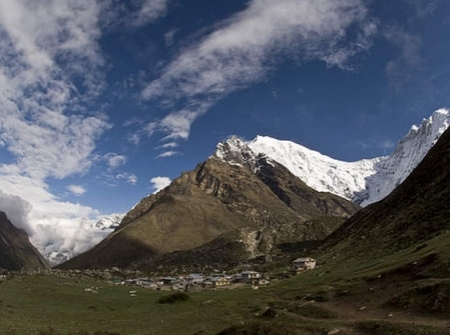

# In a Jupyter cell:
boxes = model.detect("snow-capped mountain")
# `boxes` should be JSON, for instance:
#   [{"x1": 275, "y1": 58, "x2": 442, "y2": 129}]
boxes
[
  {"x1": 214, "y1": 109, "x2": 450, "y2": 206},
  {"x1": 95, "y1": 213, "x2": 124, "y2": 231}
]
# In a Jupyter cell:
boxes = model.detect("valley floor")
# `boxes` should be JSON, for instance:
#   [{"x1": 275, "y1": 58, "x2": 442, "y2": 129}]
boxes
[{"x1": 1, "y1": 268, "x2": 450, "y2": 335}]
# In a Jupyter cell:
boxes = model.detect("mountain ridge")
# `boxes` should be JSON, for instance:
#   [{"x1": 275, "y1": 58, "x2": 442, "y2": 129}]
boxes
[
  {"x1": 317, "y1": 125, "x2": 450, "y2": 280},
  {"x1": 215, "y1": 109, "x2": 449, "y2": 206}
]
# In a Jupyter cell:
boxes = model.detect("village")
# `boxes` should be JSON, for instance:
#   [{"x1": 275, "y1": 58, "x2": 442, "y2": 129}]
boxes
[
  {"x1": 116, "y1": 257, "x2": 316, "y2": 292},
  {"x1": 92, "y1": 257, "x2": 316, "y2": 293},
  {"x1": 0, "y1": 257, "x2": 317, "y2": 293}
]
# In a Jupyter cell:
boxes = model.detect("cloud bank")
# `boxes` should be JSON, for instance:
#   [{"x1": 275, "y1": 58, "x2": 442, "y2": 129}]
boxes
[
  {"x1": 0, "y1": 0, "x2": 110, "y2": 180},
  {"x1": 143, "y1": 0, "x2": 377, "y2": 148},
  {"x1": 0, "y1": 190, "x2": 33, "y2": 233},
  {"x1": 0, "y1": 0, "x2": 115, "y2": 262}
]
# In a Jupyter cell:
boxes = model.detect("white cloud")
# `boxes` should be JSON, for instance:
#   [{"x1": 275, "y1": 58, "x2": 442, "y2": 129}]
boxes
[
  {"x1": 0, "y1": 171, "x2": 111, "y2": 263},
  {"x1": 130, "y1": 0, "x2": 171, "y2": 27},
  {"x1": 157, "y1": 141, "x2": 178, "y2": 149},
  {"x1": 0, "y1": 0, "x2": 114, "y2": 263},
  {"x1": 0, "y1": 0, "x2": 111, "y2": 180},
  {"x1": 1, "y1": 114, "x2": 111, "y2": 180},
  {"x1": 104, "y1": 153, "x2": 128, "y2": 168},
  {"x1": 147, "y1": 108, "x2": 209, "y2": 140},
  {"x1": 142, "y1": 0, "x2": 377, "y2": 142},
  {"x1": 0, "y1": 189, "x2": 33, "y2": 233},
  {"x1": 150, "y1": 176, "x2": 171, "y2": 193},
  {"x1": 67, "y1": 185, "x2": 87, "y2": 196},
  {"x1": 116, "y1": 173, "x2": 138, "y2": 185},
  {"x1": 156, "y1": 151, "x2": 179, "y2": 158},
  {"x1": 32, "y1": 216, "x2": 112, "y2": 265}
]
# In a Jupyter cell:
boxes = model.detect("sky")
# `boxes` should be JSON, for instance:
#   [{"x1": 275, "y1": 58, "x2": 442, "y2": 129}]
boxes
[{"x1": 0, "y1": 0, "x2": 449, "y2": 262}]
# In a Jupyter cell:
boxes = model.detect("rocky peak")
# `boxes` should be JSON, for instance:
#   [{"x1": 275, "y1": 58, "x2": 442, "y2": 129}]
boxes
[{"x1": 213, "y1": 135, "x2": 267, "y2": 171}]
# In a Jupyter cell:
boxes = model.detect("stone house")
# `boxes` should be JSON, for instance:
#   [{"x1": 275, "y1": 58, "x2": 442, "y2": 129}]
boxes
[{"x1": 293, "y1": 257, "x2": 316, "y2": 272}]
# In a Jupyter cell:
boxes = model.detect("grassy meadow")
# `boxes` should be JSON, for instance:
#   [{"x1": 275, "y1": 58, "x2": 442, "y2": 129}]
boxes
[{"x1": 2, "y1": 241, "x2": 450, "y2": 335}]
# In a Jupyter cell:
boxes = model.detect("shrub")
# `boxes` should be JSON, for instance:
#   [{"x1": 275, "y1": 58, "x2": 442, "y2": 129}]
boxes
[{"x1": 157, "y1": 292, "x2": 190, "y2": 304}]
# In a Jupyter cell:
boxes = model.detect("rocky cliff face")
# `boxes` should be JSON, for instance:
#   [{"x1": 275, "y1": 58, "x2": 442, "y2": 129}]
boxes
[
  {"x1": 0, "y1": 212, "x2": 48, "y2": 271},
  {"x1": 59, "y1": 153, "x2": 359, "y2": 270}
]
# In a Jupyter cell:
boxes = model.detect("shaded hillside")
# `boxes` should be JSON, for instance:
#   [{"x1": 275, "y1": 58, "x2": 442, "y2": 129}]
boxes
[
  {"x1": 135, "y1": 217, "x2": 347, "y2": 271},
  {"x1": 321, "y1": 127, "x2": 450, "y2": 270},
  {"x1": 60, "y1": 156, "x2": 359, "y2": 270},
  {"x1": 0, "y1": 212, "x2": 48, "y2": 271}
]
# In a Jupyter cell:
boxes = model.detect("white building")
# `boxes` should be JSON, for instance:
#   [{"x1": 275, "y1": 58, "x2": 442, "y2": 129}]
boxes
[{"x1": 241, "y1": 270, "x2": 261, "y2": 284}]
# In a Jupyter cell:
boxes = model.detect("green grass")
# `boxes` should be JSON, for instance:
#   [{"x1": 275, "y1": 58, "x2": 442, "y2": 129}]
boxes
[
  {"x1": 0, "y1": 272, "x2": 356, "y2": 335},
  {"x1": 3, "y1": 229, "x2": 450, "y2": 335},
  {"x1": 356, "y1": 321, "x2": 450, "y2": 335},
  {"x1": 0, "y1": 274, "x2": 271, "y2": 335}
]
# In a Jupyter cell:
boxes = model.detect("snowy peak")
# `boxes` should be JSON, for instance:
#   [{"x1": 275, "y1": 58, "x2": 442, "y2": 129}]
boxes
[
  {"x1": 358, "y1": 108, "x2": 450, "y2": 206},
  {"x1": 214, "y1": 109, "x2": 450, "y2": 206},
  {"x1": 248, "y1": 136, "x2": 380, "y2": 202},
  {"x1": 214, "y1": 134, "x2": 378, "y2": 202},
  {"x1": 95, "y1": 213, "x2": 124, "y2": 230},
  {"x1": 406, "y1": 109, "x2": 449, "y2": 144}
]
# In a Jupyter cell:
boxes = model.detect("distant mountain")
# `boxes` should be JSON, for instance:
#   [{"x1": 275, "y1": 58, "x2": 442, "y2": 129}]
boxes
[
  {"x1": 0, "y1": 211, "x2": 48, "y2": 271},
  {"x1": 94, "y1": 214, "x2": 124, "y2": 231},
  {"x1": 320, "y1": 125, "x2": 450, "y2": 275},
  {"x1": 58, "y1": 153, "x2": 358, "y2": 270},
  {"x1": 221, "y1": 109, "x2": 449, "y2": 206}
]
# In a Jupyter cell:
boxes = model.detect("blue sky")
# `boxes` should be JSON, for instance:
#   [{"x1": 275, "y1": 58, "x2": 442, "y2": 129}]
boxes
[{"x1": 0, "y1": 0, "x2": 449, "y2": 258}]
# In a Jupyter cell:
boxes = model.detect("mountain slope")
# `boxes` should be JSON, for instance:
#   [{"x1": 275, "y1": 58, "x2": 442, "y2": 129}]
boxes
[
  {"x1": 320, "y1": 126, "x2": 450, "y2": 273},
  {"x1": 0, "y1": 212, "x2": 48, "y2": 271},
  {"x1": 221, "y1": 109, "x2": 449, "y2": 206},
  {"x1": 59, "y1": 154, "x2": 359, "y2": 270}
]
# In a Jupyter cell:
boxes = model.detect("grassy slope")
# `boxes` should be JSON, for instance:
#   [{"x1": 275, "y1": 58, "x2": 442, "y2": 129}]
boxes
[{"x1": 317, "y1": 127, "x2": 450, "y2": 277}]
